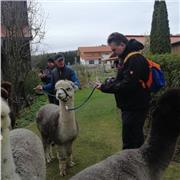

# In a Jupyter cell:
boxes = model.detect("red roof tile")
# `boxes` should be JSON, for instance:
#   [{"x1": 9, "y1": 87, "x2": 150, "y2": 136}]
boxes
[{"x1": 78, "y1": 45, "x2": 111, "y2": 53}]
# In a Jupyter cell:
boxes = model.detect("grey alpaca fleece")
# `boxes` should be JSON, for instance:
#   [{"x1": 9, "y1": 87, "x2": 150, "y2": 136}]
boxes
[
  {"x1": 71, "y1": 89, "x2": 180, "y2": 180},
  {"x1": 36, "y1": 80, "x2": 78, "y2": 176},
  {"x1": 10, "y1": 129, "x2": 46, "y2": 180}
]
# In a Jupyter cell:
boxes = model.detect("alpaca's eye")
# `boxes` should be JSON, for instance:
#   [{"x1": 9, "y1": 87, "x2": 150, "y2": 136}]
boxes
[{"x1": 66, "y1": 88, "x2": 71, "y2": 91}]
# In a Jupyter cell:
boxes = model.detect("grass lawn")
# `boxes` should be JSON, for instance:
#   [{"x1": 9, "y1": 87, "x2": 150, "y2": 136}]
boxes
[{"x1": 17, "y1": 88, "x2": 180, "y2": 180}]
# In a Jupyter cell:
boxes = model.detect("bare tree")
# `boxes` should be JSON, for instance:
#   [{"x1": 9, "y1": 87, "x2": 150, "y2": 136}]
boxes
[
  {"x1": 27, "y1": 0, "x2": 46, "y2": 54},
  {"x1": 1, "y1": 0, "x2": 46, "y2": 115}
]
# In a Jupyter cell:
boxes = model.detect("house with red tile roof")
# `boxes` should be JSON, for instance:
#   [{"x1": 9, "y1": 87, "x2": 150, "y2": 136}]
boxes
[{"x1": 78, "y1": 45, "x2": 112, "y2": 65}]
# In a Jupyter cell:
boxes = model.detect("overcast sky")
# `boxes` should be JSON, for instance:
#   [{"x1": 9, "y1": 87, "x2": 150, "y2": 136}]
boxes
[{"x1": 35, "y1": 0, "x2": 180, "y2": 54}]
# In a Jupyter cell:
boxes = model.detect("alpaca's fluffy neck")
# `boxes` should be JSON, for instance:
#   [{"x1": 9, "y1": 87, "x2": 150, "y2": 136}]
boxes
[
  {"x1": 141, "y1": 129, "x2": 178, "y2": 180},
  {"x1": 1, "y1": 127, "x2": 21, "y2": 180},
  {"x1": 58, "y1": 97, "x2": 76, "y2": 128}
]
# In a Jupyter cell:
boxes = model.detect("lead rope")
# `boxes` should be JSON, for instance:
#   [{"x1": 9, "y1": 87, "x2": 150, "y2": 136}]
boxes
[
  {"x1": 38, "y1": 87, "x2": 97, "y2": 111},
  {"x1": 41, "y1": 90, "x2": 56, "y2": 97},
  {"x1": 66, "y1": 86, "x2": 97, "y2": 111}
]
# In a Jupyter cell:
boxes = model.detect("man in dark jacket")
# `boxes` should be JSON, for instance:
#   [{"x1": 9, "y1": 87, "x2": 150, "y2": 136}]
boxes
[
  {"x1": 35, "y1": 54, "x2": 80, "y2": 105},
  {"x1": 96, "y1": 32, "x2": 151, "y2": 149},
  {"x1": 38, "y1": 57, "x2": 55, "y2": 103}
]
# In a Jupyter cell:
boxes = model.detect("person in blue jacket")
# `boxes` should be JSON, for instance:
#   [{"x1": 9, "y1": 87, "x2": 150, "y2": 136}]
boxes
[{"x1": 35, "y1": 53, "x2": 80, "y2": 105}]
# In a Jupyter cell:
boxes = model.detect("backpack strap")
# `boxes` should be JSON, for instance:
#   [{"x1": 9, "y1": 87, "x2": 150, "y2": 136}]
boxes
[
  {"x1": 123, "y1": 51, "x2": 149, "y2": 89},
  {"x1": 123, "y1": 51, "x2": 142, "y2": 64}
]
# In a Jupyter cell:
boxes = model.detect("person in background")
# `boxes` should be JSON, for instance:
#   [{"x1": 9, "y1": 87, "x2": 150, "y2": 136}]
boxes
[
  {"x1": 35, "y1": 53, "x2": 80, "y2": 105},
  {"x1": 38, "y1": 57, "x2": 55, "y2": 103},
  {"x1": 95, "y1": 32, "x2": 151, "y2": 150}
]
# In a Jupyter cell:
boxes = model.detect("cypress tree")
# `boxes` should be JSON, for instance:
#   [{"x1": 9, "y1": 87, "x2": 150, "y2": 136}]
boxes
[
  {"x1": 150, "y1": 0, "x2": 160, "y2": 53},
  {"x1": 150, "y1": 0, "x2": 171, "y2": 54}
]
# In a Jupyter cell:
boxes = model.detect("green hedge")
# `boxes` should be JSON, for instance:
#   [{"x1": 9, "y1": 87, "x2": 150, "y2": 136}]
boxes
[{"x1": 24, "y1": 70, "x2": 41, "y2": 96}]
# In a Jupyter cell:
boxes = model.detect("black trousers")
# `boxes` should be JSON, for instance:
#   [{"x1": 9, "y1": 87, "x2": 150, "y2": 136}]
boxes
[{"x1": 121, "y1": 109, "x2": 147, "y2": 150}]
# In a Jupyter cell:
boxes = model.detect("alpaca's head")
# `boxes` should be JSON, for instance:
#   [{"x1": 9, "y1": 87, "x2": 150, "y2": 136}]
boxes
[
  {"x1": 55, "y1": 80, "x2": 78, "y2": 102},
  {"x1": 152, "y1": 88, "x2": 180, "y2": 138},
  {"x1": 1, "y1": 98, "x2": 11, "y2": 131}
]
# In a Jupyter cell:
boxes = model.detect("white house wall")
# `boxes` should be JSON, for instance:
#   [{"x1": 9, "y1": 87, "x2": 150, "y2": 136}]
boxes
[
  {"x1": 80, "y1": 58, "x2": 86, "y2": 65},
  {"x1": 80, "y1": 52, "x2": 112, "y2": 65},
  {"x1": 101, "y1": 53, "x2": 111, "y2": 59}
]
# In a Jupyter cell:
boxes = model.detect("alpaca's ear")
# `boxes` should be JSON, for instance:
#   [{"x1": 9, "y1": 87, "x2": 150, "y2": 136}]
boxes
[
  {"x1": 70, "y1": 82, "x2": 79, "y2": 91},
  {"x1": 55, "y1": 81, "x2": 61, "y2": 90}
]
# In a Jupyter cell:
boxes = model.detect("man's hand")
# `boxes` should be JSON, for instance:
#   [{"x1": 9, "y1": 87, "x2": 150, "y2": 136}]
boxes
[
  {"x1": 34, "y1": 84, "x2": 43, "y2": 91},
  {"x1": 38, "y1": 73, "x2": 46, "y2": 78},
  {"x1": 94, "y1": 81, "x2": 102, "y2": 90},
  {"x1": 38, "y1": 73, "x2": 43, "y2": 78}
]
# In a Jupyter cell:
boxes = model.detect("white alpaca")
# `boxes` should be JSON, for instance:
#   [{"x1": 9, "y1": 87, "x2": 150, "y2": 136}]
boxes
[
  {"x1": 70, "y1": 89, "x2": 180, "y2": 180},
  {"x1": 36, "y1": 80, "x2": 79, "y2": 176},
  {"x1": 1, "y1": 98, "x2": 46, "y2": 180}
]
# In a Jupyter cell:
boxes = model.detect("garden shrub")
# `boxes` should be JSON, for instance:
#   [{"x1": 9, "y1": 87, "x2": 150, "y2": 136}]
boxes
[{"x1": 24, "y1": 69, "x2": 41, "y2": 96}]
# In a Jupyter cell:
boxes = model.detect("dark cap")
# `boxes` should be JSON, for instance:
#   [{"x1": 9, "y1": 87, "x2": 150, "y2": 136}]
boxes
[
  {"x1": 54, "y1": 54, "x2": 65, "y2": 61},
  {"x1": 47, "y1": 57, "x2": 54, "y2": 63}
]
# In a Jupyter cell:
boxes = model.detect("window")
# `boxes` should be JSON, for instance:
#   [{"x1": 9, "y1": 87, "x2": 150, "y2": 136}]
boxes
[{"x1": 89, "y1": 60, "x2": 94, "y2": 64}]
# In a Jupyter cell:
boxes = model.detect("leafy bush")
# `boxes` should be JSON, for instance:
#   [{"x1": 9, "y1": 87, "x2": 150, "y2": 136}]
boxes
[
  {"x1": 16, "y1": 95, "x2": 47, "y2": 127},
  {"x1": 24, "y1": 69, "x2": 41, "y2": 96}
]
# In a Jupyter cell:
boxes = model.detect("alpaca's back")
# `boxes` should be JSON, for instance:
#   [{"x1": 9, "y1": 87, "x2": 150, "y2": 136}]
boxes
[
  {"x1": 10, "y1": 129, "x2": 46, "y2": 180},
  {"x1": 71, "y1": 149, "x2": 150, "y2": 180},
  {"x1": 36, "y1": 104, "x2": 59, "y2": 122}
]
